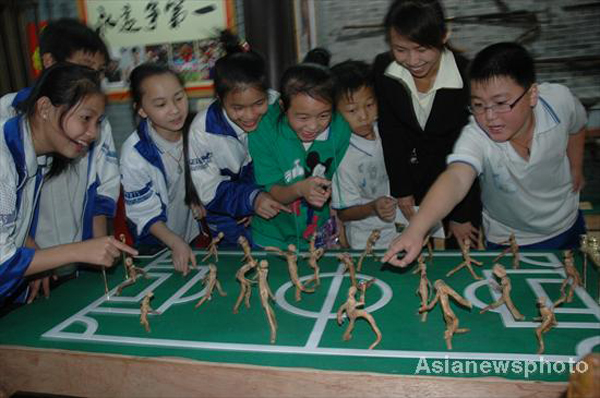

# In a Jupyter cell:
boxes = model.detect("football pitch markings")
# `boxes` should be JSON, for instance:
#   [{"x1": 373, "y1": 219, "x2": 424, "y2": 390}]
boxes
[{"x1": 43, "y1": 250, "x2": 600, "y2": 363}]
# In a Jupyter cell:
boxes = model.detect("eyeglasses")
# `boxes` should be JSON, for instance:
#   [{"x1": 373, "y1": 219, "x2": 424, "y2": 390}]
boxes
[{"x1": 468, "y1": 86, "x2": 531, "y2": 115}]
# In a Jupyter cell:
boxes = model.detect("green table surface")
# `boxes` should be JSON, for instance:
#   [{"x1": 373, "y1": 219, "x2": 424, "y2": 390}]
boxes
[{"x1": 1, "y1": 249, "x2": 598, "y2": 383}]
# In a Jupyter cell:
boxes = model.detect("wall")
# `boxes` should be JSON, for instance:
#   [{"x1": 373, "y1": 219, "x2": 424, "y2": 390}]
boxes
[{"x1": 315, "y1": 0, "x2": 600, "y2": 107}]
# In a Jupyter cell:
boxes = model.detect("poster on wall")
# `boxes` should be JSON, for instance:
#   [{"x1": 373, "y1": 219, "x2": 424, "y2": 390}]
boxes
[{"x1": 78, "y1": 0, "x2": 235, "y2": 100}]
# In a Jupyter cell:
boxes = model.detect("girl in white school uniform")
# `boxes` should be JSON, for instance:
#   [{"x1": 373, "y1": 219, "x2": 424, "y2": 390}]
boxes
[
  {"x1": 0, "y1": 63, "x2": 136, "y2": 302},
  {"x1": 187, "y1": 32, "x2": 288, "y2": 248},
  {"x1": 120, "y1": 63, "x2": 199, "y2": 276}
]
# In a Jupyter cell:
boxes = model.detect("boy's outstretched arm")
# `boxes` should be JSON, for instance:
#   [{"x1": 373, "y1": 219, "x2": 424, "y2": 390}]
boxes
[
  {"x1": 566, "y1": 127, "x2": 586, "y2": 192},
  {"x1": 382, "y1": 163, "x2": 477, "y2": 267}
]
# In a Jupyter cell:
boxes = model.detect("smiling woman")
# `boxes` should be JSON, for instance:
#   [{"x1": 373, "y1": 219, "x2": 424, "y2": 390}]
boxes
[
  {"x1": 19, "y1": 63, "x2": 106, "y2": 178},
  {"x1": 0, "y1": 63, "x2": 137, "y2": 302},
  {"x1": 373, "y1": 0, "x2": 482, "y2": 250}
]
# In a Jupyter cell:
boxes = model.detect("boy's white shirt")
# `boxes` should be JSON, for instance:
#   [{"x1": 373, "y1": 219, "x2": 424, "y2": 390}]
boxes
[
  {"x1": 120, "y1": 121, "x2": 199, "y2": 243},
  {"x1": 448, "y1": 83, "x2": 587, "y2": 245},
  {"x1": 331, "y1": 126, "x2": 396, "y2": 249},
  {"x1": 0, "y1": 91, "x2": 120, "y2": 247}
]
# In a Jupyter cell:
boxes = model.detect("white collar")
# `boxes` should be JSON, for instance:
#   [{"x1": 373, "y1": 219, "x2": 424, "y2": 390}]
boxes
[
  {"x1": 384, "y1": 48, "x2": 463, "y2": 94},
  {"x1": 349, "y1": 124, "x2": 380, "y2": 154},
  {"x1": 534, "y1": 95, "x2": 560, "y2": 135}
]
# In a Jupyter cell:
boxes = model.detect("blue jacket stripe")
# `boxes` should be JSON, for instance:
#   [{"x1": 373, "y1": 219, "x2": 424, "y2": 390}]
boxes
[{"x1": 0, "y1": 247, "x2": 35, "y2": 299}]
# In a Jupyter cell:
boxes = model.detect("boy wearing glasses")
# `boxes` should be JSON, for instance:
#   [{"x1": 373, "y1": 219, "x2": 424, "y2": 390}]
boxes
[{"x1": 383, "y1": 42, "x2": 587, "y2": 267}]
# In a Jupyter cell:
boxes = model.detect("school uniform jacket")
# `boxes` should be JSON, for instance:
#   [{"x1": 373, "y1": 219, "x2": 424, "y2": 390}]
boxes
[
  {"x1": 373, "y1": 51, "x2": 480, "y2": 224},
  {"x1": 0, "y1": 116, "x2": 47, "y2": 299},
  {"x1": 187, "y1": 100, "x2": 265, "y2": 246},
  {"x1": 120, "y1": 119, "x2": 198, "y2": 245},
  {"x1": 0, "y1": 88, "x2": 120, "y2": 245}
]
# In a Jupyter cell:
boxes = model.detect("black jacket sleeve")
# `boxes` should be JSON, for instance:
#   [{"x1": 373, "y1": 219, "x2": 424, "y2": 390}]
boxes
[{"x1": 373, "y1": 52, "x2": 414, "y2": 198}]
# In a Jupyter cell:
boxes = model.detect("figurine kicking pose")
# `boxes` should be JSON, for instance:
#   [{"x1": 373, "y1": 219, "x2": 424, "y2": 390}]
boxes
[
  {"x1": 304, "y1": 235, "x2": 324, "y2": 288},
  {"x1": 337, "y1": 286, "x2": 382, "y2": 350},
  {"x1": 413, "y1": 255, "x2": 432, "y2": 322},
  {"x1": 257, "y1": 260, "x2": 277, "y2": 343},
  {"x1": 480, "y1": 264, "x2": 525, "y2": 321},
  {"x1": 446, "y1": 239, "x2": 483, "y2": 280},
  {"x1": 337, "y1": 253, "x2": 358, "y2": 289},
  {"x1": 493, "y1": 232, "x2": 520, "y2": 269},
  {"x1": 357, "y1": 229, "x2": 381, "y2": 271},
  {"x1": 554, "y1": 251, "x2": 583, "y2": 308},
  {"x1": 233, "y1": 258, "x2": 258, "y2": 314},
  {"x1": 115, "y1": 257, "x2": 148, "y2": 296},
  {"x1": 266, "y1": 244, "x2": 314, "y2": 301},
  {"x1": 202, "y1": 232, "x2": 225, "y2": 263},
  {"x1": 534, "y1": 297, "x2": 557, "y2": 354},
  {"x1": 195, "y1": 264, "x2": 227, "y2": 308},
  {"x1": 238, "y1": 235, "x2": 254, "y2": 264},
  {"x1": 140, "y1": 291, "x2": 160, "y2": 332},
  {"x1": 420, "y1": 280, "x2": 473, "y2": 350}
]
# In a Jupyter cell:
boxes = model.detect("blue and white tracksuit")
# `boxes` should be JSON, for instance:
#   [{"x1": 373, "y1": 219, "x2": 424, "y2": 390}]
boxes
[
  {"x1": 0, "y1": 88, "x2": 120, "y2": 248},
  {"x1": 187, "y1": 98, "x2": 277, "y2": 247},
  {"x1": 0, "y1": 116, "x2": 48, "y2": 299},
  {"x1": 120, "y1": 119, "x2": 199, "y2": 246}
]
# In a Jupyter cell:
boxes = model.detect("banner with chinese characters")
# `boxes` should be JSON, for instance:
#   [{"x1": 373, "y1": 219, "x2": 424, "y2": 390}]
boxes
[{"x1": 79, "y1": 0, "x2": 235, "y2": 100}]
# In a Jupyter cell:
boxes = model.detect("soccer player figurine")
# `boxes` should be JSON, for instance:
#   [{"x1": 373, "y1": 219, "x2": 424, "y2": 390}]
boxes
[
  {"x1": 446, "y1": 239, "x2": 483, "y2": 280},
  {"x1": 422, "y1": 233, "x2": 434, "y2": 263},
  {"x1": 140, "y1": 291, "x2": 159, "y2": 333},
  {"x1": 580, "y1": 234, "x2": 588, "y2": 288},
  {"x1": 115, "y1": 257, "x2": 149, "y2": 296},
  {"x1": 194, "y1": 264, "x2": 227, "y2": 308},
  {"x1": 420, "y1": 279, "x2": 473, "y2": 350},
  {"x1": 257, "y1": 260, "x2": 277, "y2": 344},
  {"x1": 358, "y1": 277, "x2": 376, "y2": 304},
  {"x1": 493, "y1": 232, "x2": 521, "y2": 269},
  {"x1": 233, "y1": 258, "x2": 258, "y2": 314},
  {"x1": 357, "y1": 229, "x2": 381, "y2": 271},
  {"x1": 554, "y1": 250, "x2": 583, "y2": 308},
  {"x1": 304, "y1": 234, "x2": 324, "y2": 288},
  {"x1": 202, "y1": 231, "x2": 225, "y2": 263},
  {"x1": 413, "y1": 255, "x2": 432, "y2": 322},
  {"x1": 266, "y1": 244, "x2": 314, "y2": 302},
  {"x1": 337, "y1": 253, "x2": 358, "y2": 288},
  {"x1": 119, "y1": 233, "x2": 129, "y2": 279},
  {"x1": 534, "y1": 297, "x2": 557, "y2": 354},
  {"x1": 480, "y1": 264, "x2": 525, "y2": 321},
  {"x1": 336, "y1": 285, "x2": 382, "y2": 350},
  {"x1": 238, "y1": 235, "x2": 254, "y2": 264}
]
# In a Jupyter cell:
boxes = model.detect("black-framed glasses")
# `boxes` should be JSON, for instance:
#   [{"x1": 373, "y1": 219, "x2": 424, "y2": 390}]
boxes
[{"x1": 468, "y1": 86, "x2": 531, "y2": 115}]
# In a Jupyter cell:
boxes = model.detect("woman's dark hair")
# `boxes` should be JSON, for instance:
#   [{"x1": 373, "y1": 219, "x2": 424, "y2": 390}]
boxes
[
  {"x1": 17, "y1": 62, "x2": 103, "y2": 179},
  {"x1": 279, "y1": 63, "x2": 336, "y2": 114},
  {"x1": 331, "y1": 60, "x2": 374, "y2": 104},
  {"x1": 183, "y1": 112, "x2": 202, "y2": 208},
  {"x1": 468, "y1": 42, "x2": 536, "y2": 89},
  {"x1": 383, "y1": 0, "x2": 448, "y2": 50},
  {"x1": 213, "y1": 30, "x2": 268, "y2": 100}
]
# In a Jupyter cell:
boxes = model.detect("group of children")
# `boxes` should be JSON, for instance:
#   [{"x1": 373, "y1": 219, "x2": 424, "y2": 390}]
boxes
[{"x1": 0, "y1": 0, "x2": 588, "y2": 305}]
